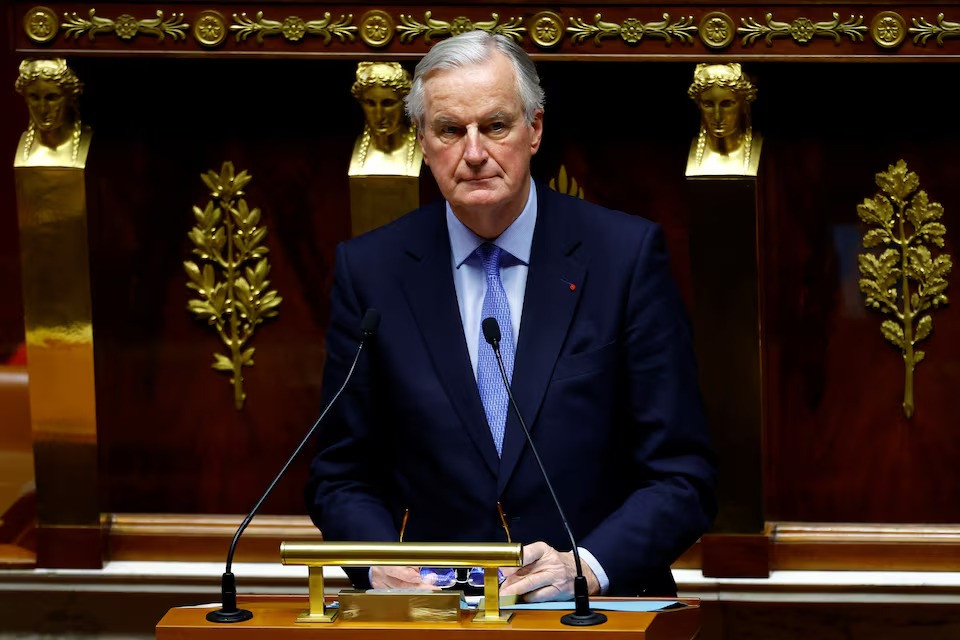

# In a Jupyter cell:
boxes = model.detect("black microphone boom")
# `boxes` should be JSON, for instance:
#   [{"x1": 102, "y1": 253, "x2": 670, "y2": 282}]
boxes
[
  {"x1": 481, "y1": 317, "x2": 607, "y2": 627},
  {"x1": 206, "y1": 308, "x2": 381, "y2": 623}
]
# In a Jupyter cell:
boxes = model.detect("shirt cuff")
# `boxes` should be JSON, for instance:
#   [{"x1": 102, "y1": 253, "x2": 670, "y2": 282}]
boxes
[{"x1": 577, "y1": 547, "x2": 609, "y2": 595}]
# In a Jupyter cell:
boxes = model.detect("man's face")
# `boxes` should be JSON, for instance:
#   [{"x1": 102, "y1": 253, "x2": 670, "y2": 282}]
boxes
[
  {"x1": 698, "y1": 85, "x2": 742, "y2": 141},
  {"x1": 25, "y1": 79, "x2": 67, "y2": 132},
  {"x1": 418, "y1": 52, "x2": 543, "y2": 236},
  {"x1": 359, "y1": 84, "x2": 405, "y2": 139}
]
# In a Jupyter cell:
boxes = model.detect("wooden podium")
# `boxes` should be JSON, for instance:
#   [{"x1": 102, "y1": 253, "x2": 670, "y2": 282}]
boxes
[{"x1": 157, "y1": 596, "x2": 700, "y2": 639}]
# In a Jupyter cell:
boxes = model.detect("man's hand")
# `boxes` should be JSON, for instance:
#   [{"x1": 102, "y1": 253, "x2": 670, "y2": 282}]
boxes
[
  {"x1": 498, "y1": 542, "x2": 600, "y2": 602},
  {"x1": 370, "y1": 566, "x2": 442, "y2": 590}
]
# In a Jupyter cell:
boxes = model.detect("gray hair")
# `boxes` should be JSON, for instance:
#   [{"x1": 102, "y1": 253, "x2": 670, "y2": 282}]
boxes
[{"x1": 405, "y1": 31, "x2": 545, "y2": 128}]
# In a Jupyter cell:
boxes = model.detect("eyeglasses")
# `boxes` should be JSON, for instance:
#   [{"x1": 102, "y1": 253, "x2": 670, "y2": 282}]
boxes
[{"x1": 399, "y1": 503, "x2": 512, "y2": 589}]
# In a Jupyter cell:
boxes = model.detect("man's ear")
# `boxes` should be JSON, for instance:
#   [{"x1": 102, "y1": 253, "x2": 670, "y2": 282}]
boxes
[
  {"x1": 529, "y1": 110, "x2": 544, "y2": 155},
  {"x1": 418, "y1": 128, "x2": 430, "y2": 166}
]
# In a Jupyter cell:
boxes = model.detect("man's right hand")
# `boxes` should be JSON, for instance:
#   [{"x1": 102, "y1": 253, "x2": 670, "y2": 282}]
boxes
[{"x1": 370, "y1": 566, "x2": 442, "y2": 590}]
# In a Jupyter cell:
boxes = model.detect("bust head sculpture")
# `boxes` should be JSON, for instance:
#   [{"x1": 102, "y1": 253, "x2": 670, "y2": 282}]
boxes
[
  {"x1": 349, "y1": 62, "x2": 421, "y2": 177},
  {"x1": 15, "y1": 58, "x2": 89, "y2": 167},
  {"x1": 686, "y1": 63, "x2": 761, "y2": 176}
]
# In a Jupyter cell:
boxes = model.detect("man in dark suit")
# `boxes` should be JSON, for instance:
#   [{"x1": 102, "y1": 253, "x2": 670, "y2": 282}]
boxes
[{"x1": 307, "y1": 31, "x2": 715, "y2": 600}]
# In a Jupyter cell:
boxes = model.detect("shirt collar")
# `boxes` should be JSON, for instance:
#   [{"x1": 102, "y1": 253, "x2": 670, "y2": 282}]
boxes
[{"x1": 446, "y1": 177, "x2": 537, "y2": 268}]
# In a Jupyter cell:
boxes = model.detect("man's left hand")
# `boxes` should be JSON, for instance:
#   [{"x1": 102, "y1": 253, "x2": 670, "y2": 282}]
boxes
[{"x1": 498, "y1": 541, "x2": 600, "y2": 602}]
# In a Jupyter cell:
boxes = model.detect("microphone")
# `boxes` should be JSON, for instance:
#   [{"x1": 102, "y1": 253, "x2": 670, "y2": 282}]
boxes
[
  {"x1": 206, "y1": 308, "x2": 381, "y2": 623},
  {"x1": 481, "y1": 317, "x2": 607, "y2": 626}
]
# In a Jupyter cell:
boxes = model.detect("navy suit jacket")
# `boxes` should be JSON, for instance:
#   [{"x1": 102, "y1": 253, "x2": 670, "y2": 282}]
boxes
[{"x1": 307, "y1": 182, "x2": 715, "y2": 597}]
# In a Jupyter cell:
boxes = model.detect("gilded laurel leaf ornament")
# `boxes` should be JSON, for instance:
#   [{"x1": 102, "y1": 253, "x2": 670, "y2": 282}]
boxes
[
  {"x1": 397, "y1": 12, "x2": 525, "y2": 44},
  {"x1": 231, "y1": 11, "x2": 356, "y2": 44},
  {"x1": 909, "y1": 14, "x2": 960, "y2": 46},
  {"x1": 568, "y1": 13, "x2": 696, "y2": 46},
  {"x1": 185, "y1": 162, "x2": 282, "y2": 410},
  {"x1": 739, "y1": 12, "x2": 866, "y2": 46},
  {"x1": 857, "y1": 160, "x2": 952, "y2": 419},
  {"x1": 62, "y1": 9, "x2": 188, "y2": 42},
  {"x1": 548, "y1": 165, "x2": 584, "y2": 200}
]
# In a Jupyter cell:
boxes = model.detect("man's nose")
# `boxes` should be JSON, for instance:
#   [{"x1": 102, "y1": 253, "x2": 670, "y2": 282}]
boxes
[{"x1": 463, "y1": 128, "x2": 487, "y2": 166}]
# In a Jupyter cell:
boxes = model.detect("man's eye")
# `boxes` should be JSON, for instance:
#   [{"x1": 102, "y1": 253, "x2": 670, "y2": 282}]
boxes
[
  {"x1": 440, "y1": 126, "x2": 461, "y2": 136},
  {"x1": 489, "y1": 122, "x2": 506, "y2": 132}
]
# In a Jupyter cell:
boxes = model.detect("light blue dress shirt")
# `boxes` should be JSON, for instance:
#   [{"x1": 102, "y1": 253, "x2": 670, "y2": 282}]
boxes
[{"x1": 444, "y1": 178, "x2": 610, "y2": 595}]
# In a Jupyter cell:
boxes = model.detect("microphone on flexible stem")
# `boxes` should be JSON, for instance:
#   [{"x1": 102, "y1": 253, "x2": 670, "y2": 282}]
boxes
[
  {"x1": 482, "y1": 317, "x2": 607, "y2": 626},
  {"x1": 206, "y1": 308, "x2": 381, "y2": 623}
]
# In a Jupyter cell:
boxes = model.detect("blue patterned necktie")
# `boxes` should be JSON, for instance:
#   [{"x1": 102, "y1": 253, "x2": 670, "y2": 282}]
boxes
[{"x1": 475, "y1": 243, "x2": 515, "y2": 457}]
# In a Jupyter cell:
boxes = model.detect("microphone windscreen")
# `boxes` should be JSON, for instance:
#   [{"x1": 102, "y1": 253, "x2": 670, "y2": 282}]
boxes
[
  {"x1": 482, "y1": 317, "x2": 501, "y2": 345},
  {"x1": 361, "y1": 308, "x2": 381, "y2": 337}
]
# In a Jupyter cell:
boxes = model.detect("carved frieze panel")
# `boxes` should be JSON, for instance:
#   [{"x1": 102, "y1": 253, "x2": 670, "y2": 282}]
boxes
[{"x1": 15, "y1": 4, "x2": 960, "y2": 59}]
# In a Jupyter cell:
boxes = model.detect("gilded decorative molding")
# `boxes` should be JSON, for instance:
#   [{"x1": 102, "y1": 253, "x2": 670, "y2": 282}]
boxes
[
  {"x1": 62, "y1": 9, "x2": 188, "y2": 42},
  {"x1": 909, "y1": 13, "x2": 960, "y2": 46},
  {"x1": 359, "y1": 9, "x2": 395, "y2": 48},
  {"x1": 699, "y1": 12, "x2": 735, "y2": 50},
  {"x1": 193, "y1": 10, "x2": 227, "y2": 48},
  {"x1": 857, "y1": 160, "x2": 952, "y2": 419},
  {"x1": 24, "y1": 6, "x2": 59, "y2": 44},
  {"x1": 568, "y1": 13, "x2": 697, "y2": 46},
  {"x1": 185, "y1": 162, "x2": 282, "y2": 410},
  {"x1": 397, "y1": 12, "x2": 525, "y2": 44},
  {"x1": 231, "y1": 11, "x2": 356, "y2": 44},
  {"x1": 548, "y1": 165, "x2": 584, "y2": 200},
  {"x1": 530, "y1": 11, "x2": 564, "y2": 49},
  {"x1": 738, "y1": 12, "x2": 866, "y2": 46},
  {"x1": 870, "y1": 12, "x2": 906, "y2": 49}
]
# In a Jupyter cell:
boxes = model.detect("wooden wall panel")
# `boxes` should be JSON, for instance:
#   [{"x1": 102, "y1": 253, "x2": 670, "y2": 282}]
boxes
[
  {"x1": 5, "y1": 2, "x2": 960, "y2": 541},
  {"x1": 0, "y1": 7, "x2": 25, "y2": 361},
  {"x1": 759, "y1": 63, "x2": 960, "y2": 523}
]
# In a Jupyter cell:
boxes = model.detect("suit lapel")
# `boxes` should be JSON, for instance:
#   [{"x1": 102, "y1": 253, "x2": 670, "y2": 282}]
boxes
[
  {"x1": 399, "y1": 205, "x2": 501, "y2": 478},
  {"x1": 498, "y1": 185, "x2": 585, "y2": 493}
]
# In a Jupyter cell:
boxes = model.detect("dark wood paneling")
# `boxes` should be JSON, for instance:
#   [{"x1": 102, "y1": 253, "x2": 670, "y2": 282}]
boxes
[
  {"x1": 759, "y1": 63, "x2": 960, "y2": 523},
  {"x1": 79, "y1": 56, "x2": 365, "y2": 515},
  {"x1": 1, "y1": 6, "x2": 25, "y2": 360}
]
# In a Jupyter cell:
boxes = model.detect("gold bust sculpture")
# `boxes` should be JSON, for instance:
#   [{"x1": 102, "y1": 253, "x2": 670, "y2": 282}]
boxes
[
  {"x1": 14, "y1": 58, "x2": 92, "y2": 168},
  {"x1": 348, "y1": 62, "x2": 422, "y2": 177},
  {"x1": 685, "y1": 63, "x2": 762, "y2": 177}
]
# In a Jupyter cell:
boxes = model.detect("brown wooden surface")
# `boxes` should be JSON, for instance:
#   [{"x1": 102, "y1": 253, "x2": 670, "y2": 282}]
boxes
[
  {"x1": 759, "y1": 63, "x2": 960, "y2": 523},
  {"x1": 156, "y1": 596, "x2": 700, "y2": 640},
  {"x1": 0, "y1": 5, "x2": 24, "y2": 360}
]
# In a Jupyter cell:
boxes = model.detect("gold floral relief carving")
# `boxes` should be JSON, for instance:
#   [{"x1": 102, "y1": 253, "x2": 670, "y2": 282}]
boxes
[
  {"x1": 193, "y1": 10, "x2": 227, "y2": 47},
  {"x1": 699, "y1": 12, "x2": 735, "y2": 49},
  {"x1": 24, "y1": 6, "x2": 59, "y2": 43},
  {"x1": 398, "y1": 12, "x2": 525, "y2": 44},
  {"x1": 185, "y1": 162, "x2": 283, "y2": 410},
  {"x1": 857, "y1": 160, "x2": 952, "y2": 419},
  {"x1": 568, "y1": 13, "x2": 697, "y2": 46},
  {"x1": 738, "y1": 12, "x2": 866, "y2": 46},
  {"x1": 871, "y1": 11, "x2": 906, "y2": 49},
  {"x1": 231, "y1": 11, "x2": 356, "y2": 44},
  {"x1": 530, "y1": 11, "x2": 564, "y2": 48},
  {"x1": 62, "y1": 9, "x2": 188, "y2": 42},
  {"x1": 910, "y1": 14, "x2": 960, "y2": 46},
  {"x1": 359, "y1": 9, "x2": 395, "y2": 48}
]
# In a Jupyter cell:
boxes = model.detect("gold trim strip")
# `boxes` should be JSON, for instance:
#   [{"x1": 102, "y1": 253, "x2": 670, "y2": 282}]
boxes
[
  {"x1": 773, "y1": 522, "x2": 960, "y2": 544},
  {"x1": 231, "y1": 11, "x2": 356, "y2": 44},
  {"x1": 738, "y1": 12, "x2": 866, "y2": 46},
  {"x1": 62, "y1": 9, "x2": 188, "y2": 42}
]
